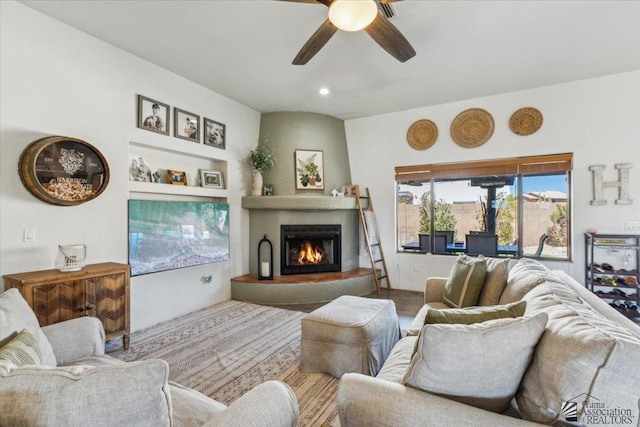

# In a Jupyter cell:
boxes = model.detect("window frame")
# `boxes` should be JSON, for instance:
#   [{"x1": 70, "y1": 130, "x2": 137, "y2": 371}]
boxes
[{"x1": 395, "y1": 153, "x2": 572, "y2": 261}]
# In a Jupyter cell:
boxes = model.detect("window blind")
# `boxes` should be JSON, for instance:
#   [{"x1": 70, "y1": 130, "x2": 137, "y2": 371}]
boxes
[{"x1": 395, "y1": 153, "x2": 572, "y2": 182}]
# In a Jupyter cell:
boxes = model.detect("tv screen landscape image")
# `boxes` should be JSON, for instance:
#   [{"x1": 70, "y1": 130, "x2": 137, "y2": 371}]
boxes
[{"x1": 128, "y1": 199, "x2": 229, "y2": 276}]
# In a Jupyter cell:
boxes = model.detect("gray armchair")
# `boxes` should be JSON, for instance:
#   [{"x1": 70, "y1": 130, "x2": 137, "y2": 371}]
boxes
[{"x1": 0, "y1": 288, "x2": 299, "y2": 427}]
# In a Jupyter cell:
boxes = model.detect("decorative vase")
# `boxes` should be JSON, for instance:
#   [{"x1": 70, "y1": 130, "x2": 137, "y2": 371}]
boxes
[{"x1": 252, "y1": 171, "x2": 263, "y2": 196}]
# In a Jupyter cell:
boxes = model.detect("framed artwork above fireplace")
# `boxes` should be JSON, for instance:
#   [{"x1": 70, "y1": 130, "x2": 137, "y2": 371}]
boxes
[{"x1": 295, "y1": 149, "x2": 324, "y2": 190}]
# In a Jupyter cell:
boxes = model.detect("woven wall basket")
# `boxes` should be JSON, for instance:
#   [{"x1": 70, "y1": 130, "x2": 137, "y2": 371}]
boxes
[
  {"x1": 509, "y1": 107, "x2": 543, "y2": 136},
  {"x1": 450, "y1": 108, "x2": 494, "y2": 148},
  {"x1": 407, "y1": 119, "x2": 438, "y2": 150}
]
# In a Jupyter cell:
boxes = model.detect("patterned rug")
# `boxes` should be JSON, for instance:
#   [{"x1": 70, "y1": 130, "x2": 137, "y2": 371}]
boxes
[{"x1": 107, "y1": 300, "x2": 340, "y2": 427}]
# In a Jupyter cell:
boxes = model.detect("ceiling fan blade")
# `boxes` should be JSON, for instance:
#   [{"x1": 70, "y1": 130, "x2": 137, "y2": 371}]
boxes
[
  {"x1": 277, "y1": 0, "x2": 332, "y2": 6},
  {"x1": 292, "y1": 19, "x2": 338, "y2": 65},
  {"x1": 364, "y1": 13, "x2": 416, "y2": 62}
]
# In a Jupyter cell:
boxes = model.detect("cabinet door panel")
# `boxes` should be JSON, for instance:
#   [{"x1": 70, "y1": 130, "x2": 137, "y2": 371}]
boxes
[
  {"x1": 31, "y1": 281, "x2": 81, "y2": 326},
  {"x1": 87, "y1": 273, "x2": 127, "y2": 336}
]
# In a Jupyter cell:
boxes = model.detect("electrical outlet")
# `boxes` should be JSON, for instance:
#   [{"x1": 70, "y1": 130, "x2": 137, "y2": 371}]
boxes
[
  {"x1": 414, "y1": 264, "x2": 419, "y2": 272},
  {"x1": 625, "y1": 221, "x2": 640, "y2": 230},
  {"x1": 23, "y1": 228, "x2": 36, "y2": 242}
]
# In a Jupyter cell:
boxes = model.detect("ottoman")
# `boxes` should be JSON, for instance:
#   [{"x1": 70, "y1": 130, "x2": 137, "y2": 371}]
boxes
[{"x1": 301, "y1": 295, "x2": 400, "y2": 378}]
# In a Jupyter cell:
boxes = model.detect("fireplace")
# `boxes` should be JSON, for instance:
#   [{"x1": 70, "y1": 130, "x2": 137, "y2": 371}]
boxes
[{"x1": 281, "y1": 224, "x2": 341, "y2": 275}]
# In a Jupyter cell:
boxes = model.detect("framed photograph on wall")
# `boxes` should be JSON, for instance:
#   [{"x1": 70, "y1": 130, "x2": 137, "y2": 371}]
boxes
[
  {"x1": 295, "y1": 149, "x2": 324, "y2": 190},
  {"x1": 167, "y1": 169, "x2": 187, "y2": 185},
  {"x1": 200, "y1": 169, "x2": 224, "y2": 189},
  {"x1": 137, "y1": 95, "x2": 169, "y2": 136},
  {"x1": 204, "y1": 118, "x2": 226, "y2": 149},
  {"x1": 174, "y1": 108, "x2": 200, "y2": 142}
]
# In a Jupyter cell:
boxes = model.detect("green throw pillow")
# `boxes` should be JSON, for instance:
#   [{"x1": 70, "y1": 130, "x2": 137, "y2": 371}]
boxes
[
  {"x1": 411, "y1": 300, "x2": 527, "y2": 359},
  {"x1": 424, "y1": 300, "x2": 527, "y2": 325},
  {"x1": 0, "y1": 329, "x2": 44, "y2": 366},
  {"x1": 443, "y1": 254, "x2": 487, "y2": 308}
]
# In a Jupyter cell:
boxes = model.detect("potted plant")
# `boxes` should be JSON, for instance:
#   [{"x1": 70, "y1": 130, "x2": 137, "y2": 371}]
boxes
[{"x1": 249, "y1": 140, "x2": 275, "y2": 195}]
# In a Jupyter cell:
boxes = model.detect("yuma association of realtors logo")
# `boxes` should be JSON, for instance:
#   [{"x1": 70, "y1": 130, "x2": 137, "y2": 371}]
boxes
[{"x1": 561, "y1": 394, "x2": 637, "y2": 425}]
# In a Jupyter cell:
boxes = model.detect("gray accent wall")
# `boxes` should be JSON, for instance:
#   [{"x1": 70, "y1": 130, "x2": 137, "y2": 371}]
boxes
[{"x1": 259, "y1": 112, "x2": 352, "y2": 195}]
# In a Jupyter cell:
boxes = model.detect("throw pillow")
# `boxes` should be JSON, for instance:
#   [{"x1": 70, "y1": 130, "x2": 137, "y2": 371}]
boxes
[
  {"x1": 0, "y1": 329, "x2": 43, "y2": 366},
  {"x1": 402, "y1": 312, "x2": 548, "y2": 413},
  {"x1": 0, "y1": 359, "x2": 172, "y2": 427},
  {"x1": 0, "y1": 289, "x2": 56, "y2": 367},
  {"x1": 498, "y1": 258, "x2": 562, "y2": 305},
  {"x1": 442, "y1": 254, "x2": 487, "y2": 308},
  {"x1": 424, "y1": 300, "x2": 527, "y2": 325},
  {"x1": 517, "y1": 287, "x2": 640, "y2": 424},
  {"x1": 477, "y1": 257, "x2": 511, "y2": 306}
]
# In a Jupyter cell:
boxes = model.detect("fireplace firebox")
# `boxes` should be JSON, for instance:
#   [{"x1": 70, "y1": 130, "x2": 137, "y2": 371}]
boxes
[{"x1": 281, "y1": 224, "x2": 341, "y2": 275}]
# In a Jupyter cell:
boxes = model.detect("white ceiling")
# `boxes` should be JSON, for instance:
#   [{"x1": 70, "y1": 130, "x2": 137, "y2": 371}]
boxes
[{"x1": 19, "y1": 0, "x2": 640, "y2": 120}]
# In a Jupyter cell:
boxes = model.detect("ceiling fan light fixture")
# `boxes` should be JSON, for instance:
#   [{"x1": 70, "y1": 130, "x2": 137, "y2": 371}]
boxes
[{"x1": 328, "y1": 0, "x2": 378, "y2": 32}]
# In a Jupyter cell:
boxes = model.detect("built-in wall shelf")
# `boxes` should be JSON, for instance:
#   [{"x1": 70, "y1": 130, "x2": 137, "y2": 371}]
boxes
[{"x1": 128, "y1": 139, "x2": 228, "y2": 200}]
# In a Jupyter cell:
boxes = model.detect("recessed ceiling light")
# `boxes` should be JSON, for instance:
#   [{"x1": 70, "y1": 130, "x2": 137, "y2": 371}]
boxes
[{"x1": 319, "y1": 87, "x2": 330, "y2": 95}]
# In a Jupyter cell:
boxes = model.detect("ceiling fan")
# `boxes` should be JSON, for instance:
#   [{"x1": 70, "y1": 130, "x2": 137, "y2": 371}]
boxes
[{"x1": 280, "y1": 0, "x2": 416, "y2": 65}]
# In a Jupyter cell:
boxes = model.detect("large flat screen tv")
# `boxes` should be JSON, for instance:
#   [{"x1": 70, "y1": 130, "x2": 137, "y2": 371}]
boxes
[{"x1": 128, "y1": 200, "x2": 229, "y2": 276}]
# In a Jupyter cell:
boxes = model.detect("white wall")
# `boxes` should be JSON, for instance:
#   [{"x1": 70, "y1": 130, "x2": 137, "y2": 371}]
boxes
[
  {"x1": 345, "y1": 71, "x2": 640, "y2": 292},
  {"x1": 0, "y1": 1, "x2": 260, "y2": 331}
]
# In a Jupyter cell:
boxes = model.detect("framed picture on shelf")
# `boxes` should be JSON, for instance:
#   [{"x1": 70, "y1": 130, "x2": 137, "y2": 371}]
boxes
[
  {"x1": 263, "y1": 184, "x2": 273, "y2": 196},
  {"x1": 200, "y1": 170, "x2": 224, "y2": 189},
  {"x1": 204, "y1": 118, "x2": 226, "y2": 149},
  {"x1": 128, "y1": 154, "x2": 153, "y2": 182},
  {"x1": 295, "y1": 149, "x2": 324, "y2": 190},
  {"x1": 174, "y1": 108, "x2": 200, "y2": 142},
  {"x1": 167, "y1": 169, "x2": 187, "y2": 185},
  {"x1": 137, "y1": 95, "x2": 169, "y2": 136}
]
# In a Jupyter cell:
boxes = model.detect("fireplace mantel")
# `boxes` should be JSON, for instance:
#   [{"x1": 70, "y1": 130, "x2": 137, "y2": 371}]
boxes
[{"x1": 242, "y1": 196, "x2": 357, "y2": 210}]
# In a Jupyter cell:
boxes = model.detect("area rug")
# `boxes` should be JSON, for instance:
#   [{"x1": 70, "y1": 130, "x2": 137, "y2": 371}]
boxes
[{"x1": 107, "y1": 300, "x2": 340, "y2": 427}]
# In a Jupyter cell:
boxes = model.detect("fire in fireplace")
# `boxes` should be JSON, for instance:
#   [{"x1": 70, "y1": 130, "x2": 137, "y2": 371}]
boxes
[{"x1": 281, "y1": 224, "x2": 341, "y2": 275}]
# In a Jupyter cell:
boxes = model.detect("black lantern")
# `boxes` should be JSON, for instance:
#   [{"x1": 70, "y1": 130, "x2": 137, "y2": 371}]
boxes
[{"x1": 258, "y1": 234, "x2": 273, "y2": 280}]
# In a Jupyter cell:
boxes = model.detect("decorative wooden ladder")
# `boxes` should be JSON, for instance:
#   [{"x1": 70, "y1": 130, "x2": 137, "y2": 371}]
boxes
[{"x1": 355, "y1": 186, "x2": 391, "y2": 294}]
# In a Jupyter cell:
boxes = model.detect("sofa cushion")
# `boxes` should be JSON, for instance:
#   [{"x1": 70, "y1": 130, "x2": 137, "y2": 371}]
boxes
[
  {"x1": 375, "y1": 336, "x2": 418, "y2": 384},
  {"x1": 423, "y1": 300, "x2": 526, "y2": 325},
  {"x1": 401, "y1": 312, "x2": 548, "y2": 413},
  {"x1": 477, "y1": 257, "x2": 510, "y2": 306},
  {"x1": 0, "y1": 329, "x2": 43, "y2": 366},
  {"x1": 0, "y1": 288, "x2": 56, "y2": 367},
  {"x1": 406, "y1": 302, "x2": 450, "y2": 337},
  {"x1": 0, "y1": 359, "x2": 173, "y2": 427},
  {"x1": 517, "y1": 282, "x2": 640, "y2": 424},
  {"x1": 498, "y1": 258, "x2": 561, "y2": 305},
  {"x1": 443, "y1": 254, "x2": 487, "y2": 308}
]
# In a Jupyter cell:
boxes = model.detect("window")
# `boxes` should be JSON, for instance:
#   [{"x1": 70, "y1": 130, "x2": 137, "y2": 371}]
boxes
[{"x1": 396, "y1": 153, "x2": 572, "y2": 260}]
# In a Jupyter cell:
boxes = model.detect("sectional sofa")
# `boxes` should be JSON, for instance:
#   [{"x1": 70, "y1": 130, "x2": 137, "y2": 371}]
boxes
[{"x1": 338, "y1": 258, "x2": 640, "y2": 426}]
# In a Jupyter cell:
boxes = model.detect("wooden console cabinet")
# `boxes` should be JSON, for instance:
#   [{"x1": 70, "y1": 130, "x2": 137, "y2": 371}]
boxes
[{"x1": 3, "y1": 262, "x2": 131, "y2": 349}]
